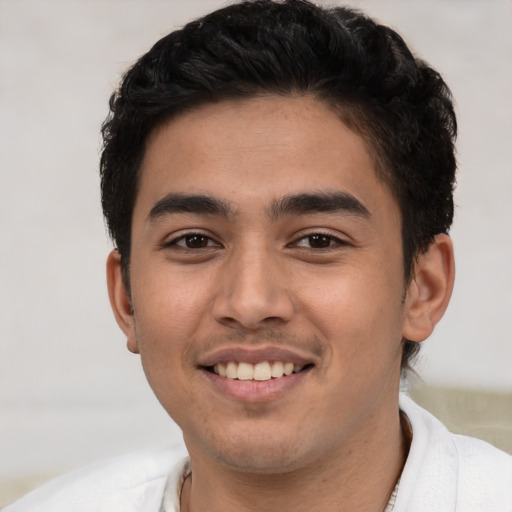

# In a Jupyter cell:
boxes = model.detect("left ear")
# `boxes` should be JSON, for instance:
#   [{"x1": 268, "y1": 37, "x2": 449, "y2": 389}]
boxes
[{"x1": 402, "y1": 234, "x2": 455, "y2": 342}]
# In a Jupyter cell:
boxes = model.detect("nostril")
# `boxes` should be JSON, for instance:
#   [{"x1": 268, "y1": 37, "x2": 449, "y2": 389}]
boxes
[{"x1": 211, "y1": 278, "x2": 295, "y2": 330}]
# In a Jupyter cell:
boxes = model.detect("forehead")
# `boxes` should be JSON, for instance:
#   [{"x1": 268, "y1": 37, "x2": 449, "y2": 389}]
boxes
[{"x1": 135, "y1": 95, "x2": 397, "y2": 221}]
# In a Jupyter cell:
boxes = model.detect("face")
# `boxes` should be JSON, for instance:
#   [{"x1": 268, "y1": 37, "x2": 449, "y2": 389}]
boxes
[{"x1": 110, "y1": 95, "x2": 418, "y2": 473}]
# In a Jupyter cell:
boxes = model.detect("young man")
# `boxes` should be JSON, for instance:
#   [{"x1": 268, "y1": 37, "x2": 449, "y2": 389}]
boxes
[{"x1": 6, "y1": 1, "x2": 511, "y2": 511}]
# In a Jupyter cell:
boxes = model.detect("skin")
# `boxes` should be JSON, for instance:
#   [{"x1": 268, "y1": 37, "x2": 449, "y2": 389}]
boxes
[{"x1": 107, "y1": 95, "x2": 454, "y2": 512}]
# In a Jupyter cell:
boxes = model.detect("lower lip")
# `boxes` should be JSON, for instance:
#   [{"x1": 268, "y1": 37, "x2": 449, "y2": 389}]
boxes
[{"x1": 201, "y1": 368, "x2": 310, "y2": 403}]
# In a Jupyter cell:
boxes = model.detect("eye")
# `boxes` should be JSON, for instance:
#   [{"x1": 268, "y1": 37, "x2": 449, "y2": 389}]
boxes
[
  {"x1": 295, "y1": 233, "x2": 345, "y2": 249},
  {"x1": 170, "y1": 233, "x2": 219, "y2": 249}
]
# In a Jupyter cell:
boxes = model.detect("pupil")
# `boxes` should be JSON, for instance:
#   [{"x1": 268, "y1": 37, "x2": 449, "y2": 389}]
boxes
[
  {"x1": 186, "y1": 235, "x2": 207, "y2": 248},
  {"x1": 310, "y1": 235, "x2": 330, "y2": 248}
]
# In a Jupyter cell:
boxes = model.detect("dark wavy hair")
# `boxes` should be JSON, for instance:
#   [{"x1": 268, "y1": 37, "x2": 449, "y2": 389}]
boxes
[{"x1": 100, "y1": 0, "x2": 457, "y2": 373}]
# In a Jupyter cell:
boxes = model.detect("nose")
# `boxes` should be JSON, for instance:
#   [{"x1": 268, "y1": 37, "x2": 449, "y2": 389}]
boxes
[{"x1": 212, "y1": 246, "x2": 295, "y2": 330}]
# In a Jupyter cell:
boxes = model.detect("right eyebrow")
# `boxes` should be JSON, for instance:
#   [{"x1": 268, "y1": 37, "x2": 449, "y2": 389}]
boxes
[{"x1": 148, "y1": 193, "x2": 233, "y2": 222}]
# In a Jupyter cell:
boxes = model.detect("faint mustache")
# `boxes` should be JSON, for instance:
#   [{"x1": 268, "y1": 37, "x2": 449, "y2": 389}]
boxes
[{"x1": 192, "y1": 328, "x2": 325, "y2": 359}]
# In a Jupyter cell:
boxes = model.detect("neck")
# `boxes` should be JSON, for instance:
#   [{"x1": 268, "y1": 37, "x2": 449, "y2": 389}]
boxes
[{"x1": 181, "y1": 397, "x2": 409, "y2": 512}]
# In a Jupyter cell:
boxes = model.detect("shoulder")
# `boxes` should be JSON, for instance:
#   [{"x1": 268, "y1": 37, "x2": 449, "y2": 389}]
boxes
[
  {"x1": 452, "y1": 433, "x2": 512, "y2": 508},
  {"x1": 3, "y1": 445, "x2": 188, "y2": 512},
  {"x1": 397, "y1": 393, "x2": 512, "y2": 512}
]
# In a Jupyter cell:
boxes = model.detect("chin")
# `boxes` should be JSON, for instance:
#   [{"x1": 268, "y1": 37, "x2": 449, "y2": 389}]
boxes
[
  {"x1": 215, "y1": 448, "x2": 307, "y2": 475},
  {"x1": 191, "y1": 428, "x2": 313, "y2": 474}
]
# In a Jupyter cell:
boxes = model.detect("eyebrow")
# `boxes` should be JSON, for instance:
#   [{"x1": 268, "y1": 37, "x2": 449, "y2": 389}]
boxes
[
  {"x1": 148, "y1": 190, "x2": 370, "y2": 223},
  {"x1": 269, "y1": 192, "x2": 371, "y2": 220},
  {"x1": 148, "y1": 193, "x2": 233, "y2": 222}
]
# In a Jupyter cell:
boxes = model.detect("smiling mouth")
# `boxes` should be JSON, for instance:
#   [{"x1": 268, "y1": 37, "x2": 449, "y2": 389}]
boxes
[{"x1": 206, "y1": 361, "x2": 312, "y2": 381}]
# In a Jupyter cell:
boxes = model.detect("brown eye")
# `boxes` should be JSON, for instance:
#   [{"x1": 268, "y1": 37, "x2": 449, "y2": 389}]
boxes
[
  {"x1": 294, "y1": 233, "x2": 346, "y2": 250},
  {"x1": 165, "y1": 232, "x2": 221, "y2": 254},
  {"x1": 308, "y1": 234, "x2": 333, "y2": 248},
  {"x1": 184, "y1": 234, "x2": 209, "y2": 248}
]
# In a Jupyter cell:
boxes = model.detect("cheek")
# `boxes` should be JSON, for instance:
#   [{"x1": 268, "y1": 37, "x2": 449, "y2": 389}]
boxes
[
  {"x1": 131, "y1": 280, "x2": 201, "y2": 411},
  {"x1": 128, "y1": 277, "x2": 209, "y2": 403},
  {"x1": 297, "y1": 260, "x2": 405, "y2": 361},
  {"x1": 131, "y1": 264, "x2": 212, "y2": 344}
]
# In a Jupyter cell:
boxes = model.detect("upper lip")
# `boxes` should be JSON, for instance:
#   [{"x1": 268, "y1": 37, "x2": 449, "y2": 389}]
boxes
[{"x1": 198, "y1": 345, "x2": 318, "y2": 367}]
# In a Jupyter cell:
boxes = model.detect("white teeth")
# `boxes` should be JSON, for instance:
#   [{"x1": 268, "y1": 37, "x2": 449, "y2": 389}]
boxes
[
  {"x1": 237, "y1": 362, "x2": 254, "y2": 380},
  {"x1": 226, "y1": 361, "x2": 238, "y2": 379},
  {"x1": 211, "y1": 361, "x2": 306, "y2": 381},
  {"x1": 270, "y1": 361, "x2": 284, "y2": 378},
  {"x1": 253, "y1": 362, "x2": 272, "y2": 381},
  {"x1": 283, "y1": 362, "x2": 294, "y2": 376}
]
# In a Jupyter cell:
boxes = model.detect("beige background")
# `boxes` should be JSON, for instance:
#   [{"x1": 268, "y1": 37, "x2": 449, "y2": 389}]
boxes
[{"x1": 1, "y1": 0, "x2": 511, "y2": 505}]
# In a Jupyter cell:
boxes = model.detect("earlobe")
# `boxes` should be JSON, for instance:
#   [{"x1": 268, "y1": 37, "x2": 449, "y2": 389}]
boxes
[
  {"x1": 106, "y1": 250, "x2": 139, "y2": 354},
  {"x1": 402, "y1": 234, "x2": 455, "y2": 343}
]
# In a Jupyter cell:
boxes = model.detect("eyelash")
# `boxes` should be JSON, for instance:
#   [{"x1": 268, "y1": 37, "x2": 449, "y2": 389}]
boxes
[
  {"x1": 165, "y1": 232, "x2": 220, "y2": 250},
  {"x1": 292, "y1": 233, "x2": 347, "y2": 250},
  {"x1": 164, "y1": 231, "x2": 347, "y2": 251}
]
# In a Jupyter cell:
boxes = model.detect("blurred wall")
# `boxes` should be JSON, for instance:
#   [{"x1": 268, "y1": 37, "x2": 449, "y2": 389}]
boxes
[{"x1": 1, "y1": 0, "x2": 511, "y2": 482}]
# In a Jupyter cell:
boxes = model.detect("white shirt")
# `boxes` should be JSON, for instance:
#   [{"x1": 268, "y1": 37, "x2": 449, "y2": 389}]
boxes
[{"x1": 4, "y1": 394, "x2": 512, "y2": 511}]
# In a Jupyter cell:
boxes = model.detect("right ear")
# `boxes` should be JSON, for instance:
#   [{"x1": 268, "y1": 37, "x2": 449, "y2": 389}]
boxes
[{"x1": 106, "y1": 250, "x2": 139, "y2": 354}]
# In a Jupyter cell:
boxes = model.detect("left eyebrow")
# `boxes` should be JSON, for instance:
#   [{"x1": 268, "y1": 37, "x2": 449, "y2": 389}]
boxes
[{"x1": 268, "y1": 192, "x2": 371, "y2": 220}]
